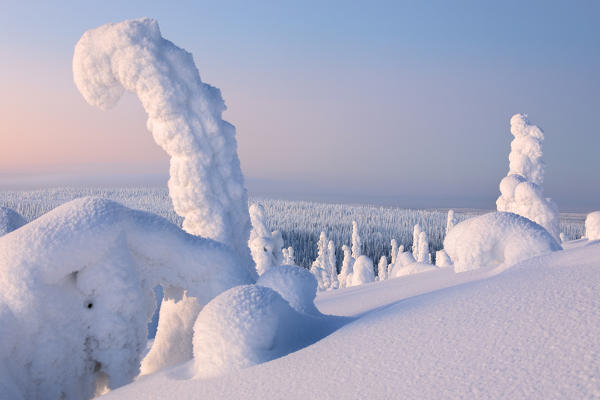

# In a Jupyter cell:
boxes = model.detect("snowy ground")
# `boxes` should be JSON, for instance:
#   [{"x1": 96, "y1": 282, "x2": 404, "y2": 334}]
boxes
[{"x1": 102, "y1": 240, "x2": 600, "y2": 399}]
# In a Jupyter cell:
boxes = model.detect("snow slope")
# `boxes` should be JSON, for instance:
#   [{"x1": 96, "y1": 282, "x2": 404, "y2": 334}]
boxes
[{"x1": 103, "y1": 242, "x2": 600, "y2": 399}]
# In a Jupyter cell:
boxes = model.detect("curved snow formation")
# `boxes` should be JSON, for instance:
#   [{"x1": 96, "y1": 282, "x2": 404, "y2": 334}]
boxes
[
  {"x1": 0, "y1": 197, "x2": 251, "y2": 400},
  {"x1": 0, "y1": 207, "x2": 25, "y2": 236},
  {"x1": 444, "y1": 212, "x2": 561, "y2": 273},
  {"x1": 73, "y1": 18, "x2": 253, "y2": 271},
  {"x1": 350, "y1": 255, "x2": 374, "y2": 286},
  {"x1": 496, "y1": 114, "x2": 560, "y2": 241},
  {"x1": 257, "y1": 265, "x2": 321, "y2": 316},
  {"x1": 391, "y1": 262, "x2": 438, "y2": 278},
  {"x1": 192, "y1": 285, "x2": 344, "y2": 378},
  {"x1": 585, "y1": 211, "x2": 600, "y2": 241}
]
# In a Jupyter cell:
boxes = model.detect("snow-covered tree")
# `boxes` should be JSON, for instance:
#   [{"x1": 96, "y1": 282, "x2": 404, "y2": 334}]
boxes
[
  {"x1": 282, "y1": 246, "x2": 296, "y2": 265},
  {"x1": 496, "y1": 114, "x2": 560, "y2": 241},
  {"x1": 338, "y1": 244, "x2": 353, "y2": 288},
  {"x1": 417, "y1": 231, "x2": 430, "y2": 263},
  {"x1": 350, "y1": 255, "x2": 375, "y2": 286},
  {"x1": 435, "y1": 249, "x2": 452, "y2": 268},
  {"x1": 249, "y1": 203, "x2": 284, "y2": 275},
  {"x1": 412, "y1": 224, "x2": 422, "y2": 260},
  {"x1": 310, "y1": 232, "x2": 332, "y2": 291},
  {"x1": 328, "y1": 240, "x2": 339, "y2": 289},
  {"x1": 585, "y1": 211, "x2": 600, "y2": 241},
  {"x1": 446, "y1": 210, "x2": 456, "y2": 235},
  {"x1": 351, "y1": 221, "x2": 362, "y2": 260},
  {"x1": 390, "y1": 239, "x2": 398, "y2": 265},
  {"x1": 378, "y1": 255, "x2": 388, "y2": 280}
]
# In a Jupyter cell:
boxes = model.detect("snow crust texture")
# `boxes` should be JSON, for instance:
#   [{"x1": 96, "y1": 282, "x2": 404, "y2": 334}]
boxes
[
  {"x1": 496, "y1": 114, "x2": 560, "y2": 241},
  {"x1": 0, "y1": 197, "x2": 251, "y2": 399},
  {"x1": 444, "y1": 211, "x2": 561, "y2": 272},
  {"x1": 73, "y1": 18, "x2": 253, "y2": 270},
  {"x1": 0, "y1": 207, "x2": 25, "y2": 236},
  {"x1": 585, "y1": 211, "x2": 600, "y2": 241}
]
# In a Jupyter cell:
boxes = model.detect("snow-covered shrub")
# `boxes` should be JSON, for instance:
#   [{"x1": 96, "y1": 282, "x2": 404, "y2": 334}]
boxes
[
  {"x1": 435, "y1": 249, "x2": 452, "y2": 268},
  {"x1": 257, "y1": 265, "x2": 320, "y2": 316},
  {"x1": 192, "y1": 285, "x2": 341, "y2": 378},
  {"x1": 249, "y1": 203, "x2": 284, "y2": 275},
  {"x1": 446, "y1": 209, "x2": 456, "y2": 234},
  {"x1": 585, "y1": 211, "x2": 600, "y2": 241},
  {"x1": 282, "y1": 246, "x2": 296, "y2": 265},
  {"x1": 0, "y1": 197, "x2": 251, "y2": 399},
  {"x1": 0, "y1": 207, "x2": 25, "y2": 236},
  {"x1": 444, "y1": 212, "x2": 561, "y2": 273},
  {"x1": 350, "y1": 255, "x2": 375, "y2": 286},
  {"x1": 310, "y1": 232, "x2": 333, "y2": 291},
  {"x1": 496, "y1": 114, "x2": 560, "y2": 241},
  {"x1": 73, "y1": 17, "x2": 257, "y2": 374}
]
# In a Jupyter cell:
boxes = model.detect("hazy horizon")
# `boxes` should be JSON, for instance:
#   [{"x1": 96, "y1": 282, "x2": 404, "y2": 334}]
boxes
[{"x1": 1, "y1": 1, "x2": 598, "y2": 211}]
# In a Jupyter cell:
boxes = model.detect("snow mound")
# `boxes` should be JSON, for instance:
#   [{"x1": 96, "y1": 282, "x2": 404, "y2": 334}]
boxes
[
  {"x1": 0, "y1": 207, "x2": 25, "y2": 236},
  {"x1": 0, "y1": 197, "x2": 251, "y2": 399},
  {"x1": 444, "y1": 211, "x2": 561, "y2": 272},
  {"x1": 350, "y1": 255, "x2": 374, "y2": 286},
  {"x1": 257, "y1": 265, "x2": 321, "y2": 316},
  {"x1": 249, "y1": 204, "x2": 283, "y2": 275},
  {"x1": 585, "y1": 211, "x2": 600, "y2": 241},
  {"x1": 192, "y1": 285, "x2": 344, "y2": 378},
  {"x1": 392, "y1": 262, "x2": 438, "y2": 278}
]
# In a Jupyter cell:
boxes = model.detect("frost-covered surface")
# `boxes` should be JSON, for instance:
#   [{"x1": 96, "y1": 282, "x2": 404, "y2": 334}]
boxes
[
  {"x1": 0, "y1": 207, "x2": 25, "y2": 236},
  {"x1": 103, "y1": 242, "x2": 600, "y2": 400},
  {"x1": 192, "y1": 284, "x2": 345, "y2": 378},
  {"x1": 0, "y1": 197, "x2": 251, "y2": 400},
  {"x1": 73, "y1": 19, "x2": 252, "y2": 268},
  {"x1": 444, "y1": 211, "x2": 561, "y2": 272},
  {"x1": 249, "y1": 204, "x2": 283, "y2": 275},
  {"x1": 585, "y1": 211, "x2": 600, "y2": 241},
  {"x1": 496, "y1": 114, "x2": 560, "y2": 241}
]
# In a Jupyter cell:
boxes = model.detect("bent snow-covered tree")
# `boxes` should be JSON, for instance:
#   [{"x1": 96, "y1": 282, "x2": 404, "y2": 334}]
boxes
[
  {"x1": 496, "y1": 114, "x2": 560, "y2": 241},
  {"x1": 73, "y1": 18, "x2": 256, "y2": 373},
  {"x1": 0, "y1": 198, "x2": 252, "y2": 400}
]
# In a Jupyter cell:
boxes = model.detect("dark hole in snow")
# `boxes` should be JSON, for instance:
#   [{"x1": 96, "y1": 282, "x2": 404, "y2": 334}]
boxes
[
  {"x1": 87, "y1": 303, "x2": 93, "y2": 309},
  {"x1": 264, "y1": 247, "x2": 268, "y2": 252}
]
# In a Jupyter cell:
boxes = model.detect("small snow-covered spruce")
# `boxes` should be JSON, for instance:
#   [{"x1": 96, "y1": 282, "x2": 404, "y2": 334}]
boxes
[
  {"x1": 351, "y1": 220, "x2": 362, "y2": 260},
  {"x1": 388, "y1": 244, "x2": 403, "y2": 277},
  {"x1": 338, "y1": 244, "x2": 353, "y2": 288},
  {"x1": 350, "y1": 255, "x2": 375, "y2": 286},
  {"x1": 585, "y1": 211, "x2": 600, "y2": 241},
  {"x1": 435, "y1": 249, "x2": 452, "y2": 268},
  {"x1": 412, "y1": 224, "x2": 422, "y2": 260},
  {"x1": 496, "y1": 114, "x2": 560, "y2": 241},
  {"x1": 417, "y1": 231, "x2": 430, "y2": 263},
  {"x1": 249, "y1": 203, "x2": 284, "y2": 275},
  {"x1": 282, "y1": 246, "x2": 296, "y2": 265},
  {"x1": 328, "y1": 240, "x2": 339, "y2": 289},
  {"x1": 390, "y1": 239, "x2": 398, "y2": 265},
  {"x1": 446, "y1": 210, "x2": 456, "y2": 235},
  {"x1": 310, "y1": 232, "x2": 332, "y2": 291},
  {"x1": 378, "y1": 256, "x2": 388, "y2": 280}
]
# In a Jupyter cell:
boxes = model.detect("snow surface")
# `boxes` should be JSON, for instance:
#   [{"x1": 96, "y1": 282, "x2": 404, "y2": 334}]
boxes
[
  {"x1": 257, "y1": 265, "x2": 321, "y2": 316},
  {"x1": 0, "y1": 197, "x2": 252, "y2": 399},
  {"x1": 0, "y1": 207, "x2": 25, "y2": 236},
  {"x1": 102, "y1": 241, "x2": 600, "y2": 400},
  {"x1": 585, "y1": 211, "x2": 600, "y2": 241},
  {"x1": 444, "y1": 211, "x2": 561, "y2": 272}
]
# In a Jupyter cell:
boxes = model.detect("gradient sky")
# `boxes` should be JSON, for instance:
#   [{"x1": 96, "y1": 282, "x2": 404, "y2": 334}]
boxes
[{"x1": 1, "y1": 0, "x2": 598, "y2": 210}]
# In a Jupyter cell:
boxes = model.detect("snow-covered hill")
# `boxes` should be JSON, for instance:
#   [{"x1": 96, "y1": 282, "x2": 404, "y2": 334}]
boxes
[{"x1": 103, "y1": 241, "x2": 600, "y2": 399}]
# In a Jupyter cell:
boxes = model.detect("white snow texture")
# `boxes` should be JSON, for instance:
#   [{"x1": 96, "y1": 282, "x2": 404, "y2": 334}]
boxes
[
  {"x1": 0, "y1": 197, "x2": 252, "y2": 400},
  {"x1": 444, "y1": 211, "x2": 561, "y2": 272},
  {"x1": 249, "y1": 203, "x2": 284, "y2": 275},
  {"x1": 585, "y1": 211, "x2": 600, "y2": 241},
  {"x1": 496, "y1": 114, "x2": 560, "y2": 241}
]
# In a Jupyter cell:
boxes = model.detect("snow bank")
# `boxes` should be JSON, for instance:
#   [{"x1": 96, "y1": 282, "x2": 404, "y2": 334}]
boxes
[
  {"x1": 192, "y1": 285, "x2": 344, "y2": 378},
  {"x1": 496, "y1": 114, "x2": 560, "y2": 241},
  {"x1": 585, "y1": 211, "x2": 600, "y2": 241},
  {"x1": 444, "y1": 211, "x2": 561, "y2": 272},
  {"x1": 350, "y1": 255, "x2": 374, "y2": 286},
  {"x1": 392, "y1": 262, "x2": 437, "y2": 278},
  {"x1": 0, "y1": 197, "x2": 251, "y2": 399},
  {"x1": 257, "y1": 265, "x2": 321, "y2": 316},
  {"x1": 0, "y1": 207, "x2": 25, "y2": 236}
]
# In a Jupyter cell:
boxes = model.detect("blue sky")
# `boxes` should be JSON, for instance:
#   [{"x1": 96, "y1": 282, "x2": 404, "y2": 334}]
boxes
[{"x1": 1, "y1": 1, "x2": 598, "y2": 209}]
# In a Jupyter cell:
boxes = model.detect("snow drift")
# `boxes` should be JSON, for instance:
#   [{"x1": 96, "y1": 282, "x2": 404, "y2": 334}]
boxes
[
  {"x1": 496, "y1": 114, "x2": 560, "y2": 241},
  {"x1": 0, "y1": 207, "x2": 25, "y2": 236},
  {"x1": 0, "y1": 197, "x2": 252, "y2": 399},
  {"x1": 444, "y1": 211, "x2": 561, "y2": 272}
]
